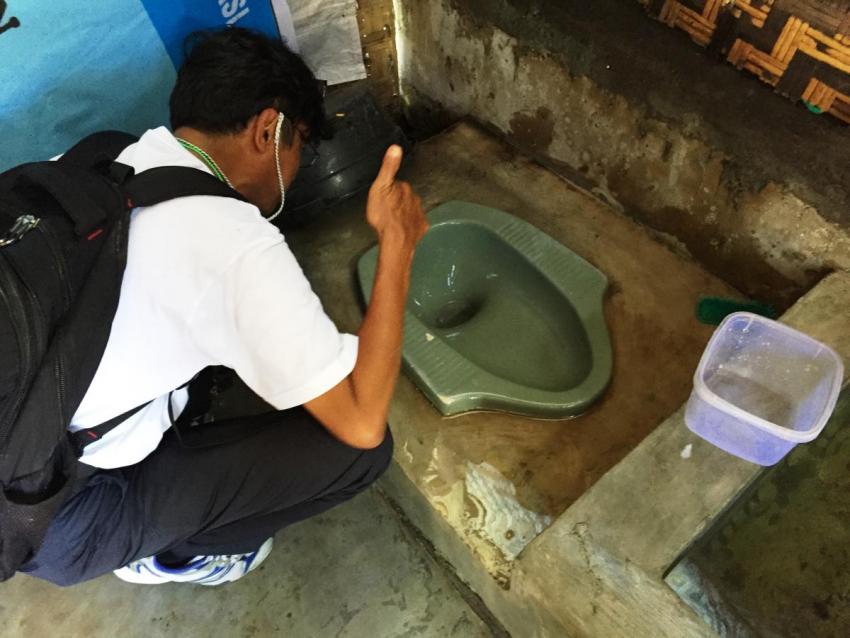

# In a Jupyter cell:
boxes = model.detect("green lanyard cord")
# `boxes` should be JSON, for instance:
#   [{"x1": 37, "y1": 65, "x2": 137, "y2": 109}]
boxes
[{"x1": 176, "y1": 138, "x2": 234, "y2": 188}]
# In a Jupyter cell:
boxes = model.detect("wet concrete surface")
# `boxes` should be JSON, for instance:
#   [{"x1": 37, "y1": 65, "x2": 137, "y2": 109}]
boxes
[{"x1": 673, "y1": 390, "x2": 850, "y2": 637}]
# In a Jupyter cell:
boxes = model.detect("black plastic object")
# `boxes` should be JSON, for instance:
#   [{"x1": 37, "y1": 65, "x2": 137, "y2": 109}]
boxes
[{"x1": 280, "y1": 84, "x2": 412, "y2": 227}]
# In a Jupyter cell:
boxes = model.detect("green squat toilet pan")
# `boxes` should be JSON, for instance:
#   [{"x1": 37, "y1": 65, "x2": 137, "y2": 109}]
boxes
[{"x1": 357, "y1": 201, "x2": 613, "y2": 418}]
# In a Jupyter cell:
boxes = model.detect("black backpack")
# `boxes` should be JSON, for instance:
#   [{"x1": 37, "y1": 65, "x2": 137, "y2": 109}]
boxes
[{"x1": 0, "y1": 131, "x2": 245, "y2": 580}]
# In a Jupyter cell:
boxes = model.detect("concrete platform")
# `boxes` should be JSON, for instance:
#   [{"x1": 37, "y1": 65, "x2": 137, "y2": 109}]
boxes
[{"x1": 287, "y1": 123, "x2": 850, "y2": 636}]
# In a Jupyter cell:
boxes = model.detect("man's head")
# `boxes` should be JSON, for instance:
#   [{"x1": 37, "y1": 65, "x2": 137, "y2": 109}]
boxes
[{"x1": 169, "y1": 28, "x2": 325, "y2": 216}]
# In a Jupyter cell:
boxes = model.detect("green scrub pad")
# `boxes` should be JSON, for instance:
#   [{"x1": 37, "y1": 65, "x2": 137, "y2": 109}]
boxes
[{"x1": 696, "y1": 296, "x2": 779, "y2": 325}]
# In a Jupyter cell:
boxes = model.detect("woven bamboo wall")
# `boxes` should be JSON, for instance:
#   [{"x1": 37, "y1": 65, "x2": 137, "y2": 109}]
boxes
[{"x1": 643, "y1": 0, "x2": 850, "y2": 123}]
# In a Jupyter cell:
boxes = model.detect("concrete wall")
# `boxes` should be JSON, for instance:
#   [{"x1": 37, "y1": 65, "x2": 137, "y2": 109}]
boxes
[{"x1": 393, "y1": 0, "x2": 850, "y2": 307}]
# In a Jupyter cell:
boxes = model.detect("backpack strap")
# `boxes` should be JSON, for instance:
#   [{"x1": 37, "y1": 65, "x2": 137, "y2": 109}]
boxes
[
  {"x1": 67, "y1": 403, "x2": 148, "y2": 456},
  {"x1": 67, "y1": 170, "x2": 245, "y2": 458},
  {"x1": 68, "y1": 376, "x2": 197, "y2": 457},
  {"x1": 13, "y1": 163, "x2": 121, "y2": 236},
  {"x1": 122, "y1": 166, "x2": 247, "y2": 208},
  {"x1": 58, "y1": 131, "x2": 139, "y2": 169},
  {"x1": 13, "y1": 144, "x2": 246, "y2": 238},
  {"x1": 55, "y1": 132, "x2": 246, "y2": 207},
  {"x1": 8, "y1": 131, "x2": 140, "y2": 237}
]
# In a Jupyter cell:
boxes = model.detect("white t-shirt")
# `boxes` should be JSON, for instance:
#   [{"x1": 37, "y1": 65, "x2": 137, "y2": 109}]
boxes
[{"x1": 69, "y1": 127, "x2": 358, "y2": 469}]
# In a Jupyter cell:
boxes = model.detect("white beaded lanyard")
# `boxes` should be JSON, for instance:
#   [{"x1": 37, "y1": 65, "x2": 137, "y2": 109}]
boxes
[
  {"x1": 267, "y1": 112, "x2": 286, "y2": 222},
  {"x1": 177, "y1": 112, "x2": 287, "y2": 222}
]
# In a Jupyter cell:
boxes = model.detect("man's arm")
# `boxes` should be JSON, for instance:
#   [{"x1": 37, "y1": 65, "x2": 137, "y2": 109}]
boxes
[{"x1": 303, "y1": 145, "x2": 428, "y2": 448}]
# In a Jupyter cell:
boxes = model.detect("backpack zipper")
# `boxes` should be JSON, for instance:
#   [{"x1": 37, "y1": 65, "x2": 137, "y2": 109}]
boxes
[
  {"x1": 0, "y1": 253, "x2": 37, "y2": 441},
  {"x1": 37, "y1": 222, "x2": 72, "y2": 310},
  {"x1": 32, "y1": 222, "x2": 72, "y2": 423},
  {"x1": 0, "y1": 251, "x2": 44, "y2": 352},
  {"x1": 54, "y1": 356, "x2": 67, "y2": 427},
  {"x1": 0, "y1": 205, "x2": 47, "y2": 439},
  {"x1": 0, "y1": 237, "x2": 47, "y2": 355}
]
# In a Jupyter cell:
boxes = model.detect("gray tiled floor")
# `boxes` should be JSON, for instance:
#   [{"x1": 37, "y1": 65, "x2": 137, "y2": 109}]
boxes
[{"x1": 1, "y1": 488, "x2": 496, "y2": 637}]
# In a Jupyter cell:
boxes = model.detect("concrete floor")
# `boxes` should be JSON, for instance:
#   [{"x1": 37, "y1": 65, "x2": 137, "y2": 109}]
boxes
[{"x1": 1, "y1": 485, "x2": 499, "y2": 637}]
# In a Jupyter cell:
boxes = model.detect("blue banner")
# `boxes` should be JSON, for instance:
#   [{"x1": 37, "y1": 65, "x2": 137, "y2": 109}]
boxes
[
  {"x1": 141, "y1": 1, "x2": 281, "y2": 68},
  {"x1": 0, "y1": 0, "x2": 284, "y2": 170}
]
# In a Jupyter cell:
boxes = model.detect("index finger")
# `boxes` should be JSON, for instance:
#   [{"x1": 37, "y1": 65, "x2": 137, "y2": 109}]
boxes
[{"x1": 374, "y1": 145, "x2": 403, "y2": 188}]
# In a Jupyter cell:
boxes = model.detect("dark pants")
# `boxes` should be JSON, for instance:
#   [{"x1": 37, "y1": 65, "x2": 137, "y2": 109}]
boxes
[{"x1": 20, "y1": 407, "x2": 393, "y2": 586}]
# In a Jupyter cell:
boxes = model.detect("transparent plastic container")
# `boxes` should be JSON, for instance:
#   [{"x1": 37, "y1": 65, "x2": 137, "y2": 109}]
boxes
[{"x1": 685, "y1": 312, "x2": 844, "y2": 466}]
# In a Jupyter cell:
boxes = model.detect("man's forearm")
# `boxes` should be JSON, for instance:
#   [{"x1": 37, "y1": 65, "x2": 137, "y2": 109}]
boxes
[
  {"x1": 351, "y1": 237, "x2": 413, "y2": 436},
  {"x1": 302, "y1": 145, "x2": 426, "y2": 449}
]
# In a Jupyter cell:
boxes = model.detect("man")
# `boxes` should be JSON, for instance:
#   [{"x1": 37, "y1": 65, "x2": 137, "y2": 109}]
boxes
[{"x1": 20, "y1": 27, "x2": 427, "y2": 586}]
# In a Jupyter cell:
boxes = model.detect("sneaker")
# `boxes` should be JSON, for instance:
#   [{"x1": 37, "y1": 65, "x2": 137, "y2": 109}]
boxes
[{"x1": 113, "y1": 537, "x2": 273, "y2": 586}]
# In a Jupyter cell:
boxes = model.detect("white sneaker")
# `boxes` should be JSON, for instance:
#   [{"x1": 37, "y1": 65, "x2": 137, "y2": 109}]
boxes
[{"x1": 113, "y1": 537, "x2": 273, "y2": 586}]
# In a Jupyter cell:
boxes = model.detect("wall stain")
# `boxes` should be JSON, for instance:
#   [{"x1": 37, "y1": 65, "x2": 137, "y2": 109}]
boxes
[{"x1": 508, "y1": 106, "x2": 555, "y2": 154}]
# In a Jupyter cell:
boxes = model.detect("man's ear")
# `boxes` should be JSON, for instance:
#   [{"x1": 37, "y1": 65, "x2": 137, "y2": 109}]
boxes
[{"x1": 250, "y1": 107, "x2": 280, "y2": 154}]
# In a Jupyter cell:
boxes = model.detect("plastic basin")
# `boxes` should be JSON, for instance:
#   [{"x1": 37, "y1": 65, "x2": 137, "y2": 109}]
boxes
[{"x1": 685, "y1": 312, "x2": 844, "y2": 466}]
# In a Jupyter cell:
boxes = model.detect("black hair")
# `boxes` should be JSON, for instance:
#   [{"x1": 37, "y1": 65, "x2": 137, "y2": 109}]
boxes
[{"x1": 169, "y1": 27, "x2": 326, "y2": 143}]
